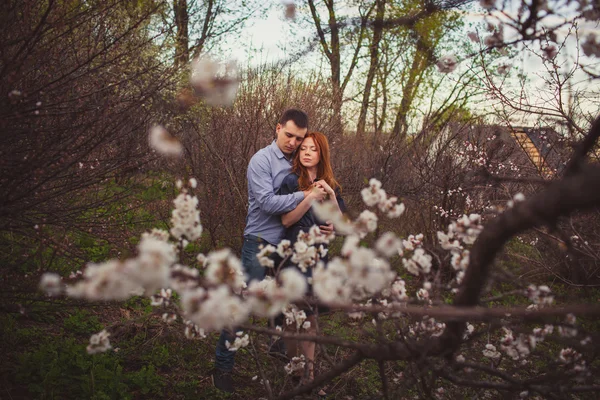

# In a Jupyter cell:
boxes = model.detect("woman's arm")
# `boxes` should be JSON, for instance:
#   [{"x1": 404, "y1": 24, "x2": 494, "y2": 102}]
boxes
[
  {"x1": 315, "y1": 180, "x2": 342, "y2": 214},
  {"x1": 281, "y1": 188, "x2": 320, "y2": 228}
]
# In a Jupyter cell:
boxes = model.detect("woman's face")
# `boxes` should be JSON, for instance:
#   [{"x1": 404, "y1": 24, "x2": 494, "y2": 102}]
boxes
[{"x1": 299, "y1": 137, "x2": 320, "y2": 169}]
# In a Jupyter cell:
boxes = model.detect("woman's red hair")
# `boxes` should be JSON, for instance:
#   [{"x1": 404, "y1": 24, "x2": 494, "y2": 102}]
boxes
[{"x1": 292, "y1": 131, "x2": 341, "y2": 192}]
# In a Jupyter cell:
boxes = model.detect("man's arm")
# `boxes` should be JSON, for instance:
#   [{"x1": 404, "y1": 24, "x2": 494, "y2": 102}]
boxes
[{"x1": 247, "y1": 155, "x2": 304, "y2": 215}]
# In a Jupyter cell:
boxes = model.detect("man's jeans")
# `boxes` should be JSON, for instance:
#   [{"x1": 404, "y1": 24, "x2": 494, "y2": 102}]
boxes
[{"x1": 215, "y1": 235, "x2": 267, "y2": 371}]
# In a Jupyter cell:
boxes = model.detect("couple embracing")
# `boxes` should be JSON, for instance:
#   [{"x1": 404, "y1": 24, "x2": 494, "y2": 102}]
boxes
[{"x1": 213, "y1": 109, "x2": 345, "y2": 394}]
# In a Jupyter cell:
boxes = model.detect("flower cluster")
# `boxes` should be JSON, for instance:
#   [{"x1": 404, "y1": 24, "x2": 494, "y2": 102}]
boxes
[
  {"x1": 291, "y1": 226, "x2": 331, "y2": 272},
  {"x1": 437, "y1": 214, "x2": 483, "y2": 287},
  {"x1": 526, "y1": 284, "x2": 554, "y2": 306},
  {"x1": 246, "y1": 269, "x2": 308, "y2": 317},
  {"x1": 558, "y1": 348, "x2": 587, "y2": 374},
  {"x1": 39, "y1": 273, "x2": 62, "y2": 296},
  {"x1": 60, "y1": 235, "x2": 175, "y2": 300},
  {"x1": 151, "y1": 288, "x2": 173, "y2": 306},
  {"x1": 181, "y1": 286, "x2": 248, "y2": 332},
  {"x1": 313, "y1": 237, "x2": 396, "y2": 304},
  {"x1": 148, "y1": 125, "x2": 182, "y2": 157},
  {"x1": 499, "y1": 325, "x2": 553, "y2": 361},
  {"x1": 190, "y1": 57, "x2": 239, "y2": 106},
  {"x1": 558, "y1": 313, "x2": 577, "y2": 337},
  {"x1": 170, "y1": 191, "x2": 202, "y2": 242},
  {"x1": 256, "y1": 244, "x2": 277, "y2": 268},
  {"x1": 409, "y1": 316, "x2": 446, "y2": 338},
  {"x1": 204, "y1": 249, "x2": 246, "y2": 293},
  {"x1": 359, "y1": 178, "x2": 405, "y2": 219},
  {"x1": 184, "y1": 320, "x2": 206, "y2": 339},
  {"x1": 87, "y1": 330, "x2": 111, "y2": 354},
  {"x1": 283, "y1": 304, "x2": 307, "y2": 330},
  {"x1": 482, "y1": 343, "x2": 501, "y2": 359},
  {"x1": 226, "y1": 332, "x2": 250, "y2": 352},
  {"x1": 284, "y1": 355, "x2": 306, "y2": 375},
  {"x1": 375, "y1": 232, "x2": 403, "y2": 258},
  {"x1": 402, "y1": 248, "x2": 432, "y2": 276},
  {"x1": 437, "y1": 55, "x2": 458, "y2": 73}
]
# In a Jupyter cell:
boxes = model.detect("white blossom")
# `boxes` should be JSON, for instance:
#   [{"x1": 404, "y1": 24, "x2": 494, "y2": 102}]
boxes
[
  {"x1": 148, "y1": 125, "x2": 182, "y2": 157},
  {"x1": 190, "y1": 57, "x2": 239, "y2": 106},
  {"x1": 257, "y1": 244, "x2": 277, "y2": 268},
  {"x1": 482, "y1": 343, "x2": 501, "y2": 359},
  {"x1": 284, "y1": 355, "x2": 306, "y2": 375},
  {"x1": 558, "y1": 313, "x2": 577, "y2": 337},
  {"x1": 276, "y1": 239, "x2": 293, "y2": 258},
  {"x1": 204, "y1": 249, "x2": 246, "y2": 292},
  {"x1": 403, "y1": 248, "x2": 432, "y2": 276},
  {"x1": 312, "y1": 200, "x2": 354, "y2": 235},
  {"x1": 246, "y1": 277, "x2": 288, "y2": 317},
  {"x1": 226, "y1": 333, "x2": 250, "y2": 351},
  {"x1": 162, "y1": 313, "x2": 177, "y2": 323},
  {"x1": 279, "y1": 268, "x2": 308, "y2": 301},
  {"x1": 437, "y1": 55, "x2": 458, "y2": 73},
  {"x1": 40, "y1": 273, "x2": 62, "y2": 296},
  {"x1": 170, "y1": 192, "x2": 202, "y2": 241},
  {"x1": 182, "y1": 286, "x2": 249, "y2": 332},
  {"x1": 87, "y1": 330, "x2": 112, "y2": 354},
  {"x1": 184, "y1": 320, "x2": 206, "y2": 339},
  {"x1": 526, "y1": 284, "x2": 554, "y2": 306},
  {"x1": 355, "y1": 210, "x2": 378, "y2": 238},
  {"x1": 375, "y1": 232, "x2": 403, "y2": 258}
]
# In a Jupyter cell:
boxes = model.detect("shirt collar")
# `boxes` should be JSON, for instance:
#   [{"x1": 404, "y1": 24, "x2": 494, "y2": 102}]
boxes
[{"x1": 271, "y1": 140, "x2": 292, "y2": 161}]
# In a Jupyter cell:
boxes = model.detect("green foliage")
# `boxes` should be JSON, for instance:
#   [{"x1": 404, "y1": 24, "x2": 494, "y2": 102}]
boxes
[
  {"x1": 63, "y1": 309, "x2": 103, "y2": 335},
  {"x1": 123, "y1": 296, "x2": 153, "y2": 315},
  {"x1": 140, "y1": 344, "x2": 170, "y2": 368},
  {"x1": 14, "y1": 332, "x2": 165, "y2": 399},
  {"x1": 73, "y1": 233, "x2": 112, "y2": 263}
]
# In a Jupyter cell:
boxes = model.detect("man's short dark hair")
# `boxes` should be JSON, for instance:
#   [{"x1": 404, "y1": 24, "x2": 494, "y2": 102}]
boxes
[{"x1": 279, "y1": 109, "x2": 309, "y2": 129}]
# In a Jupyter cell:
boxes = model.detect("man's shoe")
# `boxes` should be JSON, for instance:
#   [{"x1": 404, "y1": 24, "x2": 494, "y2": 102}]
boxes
[
  {"x1": 212, "y1": 368, "x2": 234, "y2": 393},
  {"x1": 268, "y1": 338, "x2": 288, "y2": 360}
]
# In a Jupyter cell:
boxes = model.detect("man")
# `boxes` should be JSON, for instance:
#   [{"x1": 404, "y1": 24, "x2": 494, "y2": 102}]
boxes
[{"x1": 212, "y1": 109, "x2": 330, "y2": 393}]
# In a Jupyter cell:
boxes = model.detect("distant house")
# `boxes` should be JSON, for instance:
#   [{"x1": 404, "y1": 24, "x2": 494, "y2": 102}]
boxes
[
  {"x1": 509, "y1": 126, "x2": 567, "y2": 178},
  {"x1": 429, "y1": 123, "x2": 568, "y2": 179}
]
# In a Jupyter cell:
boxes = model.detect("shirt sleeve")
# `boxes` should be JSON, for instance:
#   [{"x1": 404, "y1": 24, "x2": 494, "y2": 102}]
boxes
[{"x1": 247, "y1": 155, "x2": 304, "y2": 215}]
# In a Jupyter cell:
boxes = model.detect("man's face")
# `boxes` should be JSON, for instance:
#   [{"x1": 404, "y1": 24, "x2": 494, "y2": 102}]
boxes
[{"x1": 276, "y1": 120, "x2": 307, "y2": 156}]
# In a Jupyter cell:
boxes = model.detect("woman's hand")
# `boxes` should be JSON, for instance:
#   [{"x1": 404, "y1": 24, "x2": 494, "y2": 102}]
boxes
[
  {"x1": 314, "y1": 180, "x2": 335, "y2": 197},
  {"x1": 304, "y1": 184, "x2": 327, "y2": 201}
]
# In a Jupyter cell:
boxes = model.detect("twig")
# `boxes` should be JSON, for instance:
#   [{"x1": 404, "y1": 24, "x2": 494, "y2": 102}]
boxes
[
  {"x1": 249, "y1": 334, "x2": 273, "y2": 400},
  {"x1": 378, "y1": 360, "x2": 390, "y2": 400}
]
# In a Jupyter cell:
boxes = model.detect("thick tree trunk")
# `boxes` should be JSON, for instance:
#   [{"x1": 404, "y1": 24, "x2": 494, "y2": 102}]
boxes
[
  {"x1": 357, "y1": 0, "x2": 386, "y2": 136},
  {"x1": 173, "y1": 0, "x2": 189, "y2": 68},
  {"x1": 391, "y1": 41, "x2": 429, "y2": 141}
]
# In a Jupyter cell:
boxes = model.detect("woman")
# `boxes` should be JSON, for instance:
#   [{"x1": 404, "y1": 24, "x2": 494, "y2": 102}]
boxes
[{"x1": 278, "y1": 131, "x2": 345, "y2": 390}]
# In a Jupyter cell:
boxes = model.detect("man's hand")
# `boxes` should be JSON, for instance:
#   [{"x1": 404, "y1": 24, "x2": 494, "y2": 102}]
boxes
[{"x1": 319, "y1": 221, "x2": 334, "y2": 235}]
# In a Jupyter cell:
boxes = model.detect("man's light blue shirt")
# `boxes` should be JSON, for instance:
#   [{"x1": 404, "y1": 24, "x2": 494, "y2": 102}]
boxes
[{"x1": 243, "y1": 141, "x2": 304, "y2": 245}]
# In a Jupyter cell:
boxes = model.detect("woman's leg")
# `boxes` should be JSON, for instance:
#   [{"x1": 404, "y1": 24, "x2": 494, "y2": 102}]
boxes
[
  {"x1": 299, "y1": 315, "x2": 317, "y2": 380},
  {"x1": 284, "y1": 323, "x2": 299, "y2": 360}
]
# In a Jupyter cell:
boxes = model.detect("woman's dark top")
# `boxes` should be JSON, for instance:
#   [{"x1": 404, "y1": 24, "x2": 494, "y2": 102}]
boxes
[{"x1": 278, "y1": 173, "x2": 346, "y2": 248}]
